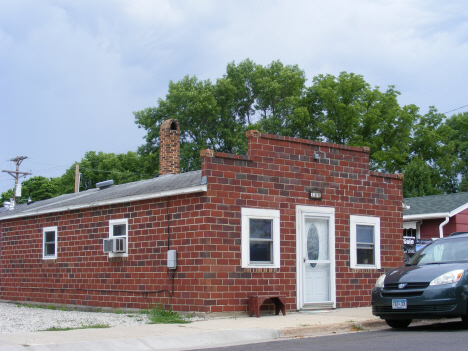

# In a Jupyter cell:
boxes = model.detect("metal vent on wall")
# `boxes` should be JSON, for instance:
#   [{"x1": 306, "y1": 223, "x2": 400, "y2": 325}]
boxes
[{"x1": 96, "y1": 180, "x2": 114, "y2": 190}]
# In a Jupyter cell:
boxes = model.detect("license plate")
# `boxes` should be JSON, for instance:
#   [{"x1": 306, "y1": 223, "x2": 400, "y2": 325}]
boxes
[{"x1": 392, "y1": 299, "x2": 407, "y2": 309}]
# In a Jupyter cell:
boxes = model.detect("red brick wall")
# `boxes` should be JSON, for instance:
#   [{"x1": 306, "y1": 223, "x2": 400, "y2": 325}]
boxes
[
  {"x1": 199, "y1": 132, "x2": 403, "y2": 310},
  {"x1": 0, "y1": 194, "x2": 212, "y2": 312},
  {"x1": 0, "y1": 131, "x2": 403, "y2": 312}
]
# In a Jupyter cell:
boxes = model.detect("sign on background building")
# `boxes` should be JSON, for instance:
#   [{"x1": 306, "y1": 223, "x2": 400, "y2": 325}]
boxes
[{"x1": 403, "y1": 236, "x2": 433, "y2": 262}]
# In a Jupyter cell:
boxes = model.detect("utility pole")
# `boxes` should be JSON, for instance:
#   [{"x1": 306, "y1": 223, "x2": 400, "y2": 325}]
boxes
[
  {"x1": 74, "y1": 164, "x2": 80, "y2": 193},
  {"x1": 2, "y1": 155, "x2": 32, "y2": 205}
]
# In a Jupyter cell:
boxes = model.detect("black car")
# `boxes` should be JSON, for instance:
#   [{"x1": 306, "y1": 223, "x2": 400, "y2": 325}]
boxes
[{"x1": 372, "y1": 232, "x2": 468, "y2": 328}]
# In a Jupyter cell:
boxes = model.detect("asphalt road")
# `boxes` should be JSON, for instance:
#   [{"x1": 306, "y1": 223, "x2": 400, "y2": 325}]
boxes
[{"x1": 195, "y1": 319, "x2": 468, "y2": 351}]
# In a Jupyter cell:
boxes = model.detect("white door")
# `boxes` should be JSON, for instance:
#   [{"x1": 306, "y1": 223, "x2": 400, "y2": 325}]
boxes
[{"x1": 296, "y1": 206, "x2": 336, "y2": 309}]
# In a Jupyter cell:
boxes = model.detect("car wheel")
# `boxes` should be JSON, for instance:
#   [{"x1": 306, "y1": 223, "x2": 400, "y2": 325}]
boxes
[{"x1": 385, "y1": 319, "x2": 412, "y2": 329}]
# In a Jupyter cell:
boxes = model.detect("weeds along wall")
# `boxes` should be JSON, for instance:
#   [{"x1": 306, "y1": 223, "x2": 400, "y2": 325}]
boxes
[{"x1": 0, "y1": 131, "x2": 403, "y2": 313}]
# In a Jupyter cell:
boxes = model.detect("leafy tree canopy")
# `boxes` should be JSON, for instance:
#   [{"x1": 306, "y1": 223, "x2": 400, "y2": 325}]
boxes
[
  {"x1": 406, "y1": 107, "x2": 460, "y2": 195},
  {"x1": 403, "y1": 157, "x2": 442, "y2": 198},
  {"x1": 134, "y1": 59, "x2": 420, "y2": 176},
  {"x1": 59, "y1": 151, "x2": 153, "y2": 194},
  {"x1": 0, "y1": 176, "x2": 60, "y2": 204}
]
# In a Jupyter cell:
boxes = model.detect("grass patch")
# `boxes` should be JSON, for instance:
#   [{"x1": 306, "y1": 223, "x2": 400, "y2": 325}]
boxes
[
  {"x1": 143, "y1": 306, "x2": 190, "y2": 324},
  {"x1": 350, "y1": 323, "x2": 365, "y2": 331},
  {"x1": 42, "y1": 323, "x2": 110, "y2": 332},
  {"x1": 26, "y1": 304, "x2": 44, "y2": 309}
]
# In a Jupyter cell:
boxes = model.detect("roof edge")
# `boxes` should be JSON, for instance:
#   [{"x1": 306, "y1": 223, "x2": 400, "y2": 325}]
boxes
[
  {"x1": 0, "y1": 184, "x2": 207, "y2": 221},
  {"x1": 449, "y1": 201, "x2": 468, "y2": 217},
  {"x1": 403, "y1": 212, "x2": 450, "y2": 221},
  {"x1": 246, "y1": 130, "x2": 370, "y2": 153}
]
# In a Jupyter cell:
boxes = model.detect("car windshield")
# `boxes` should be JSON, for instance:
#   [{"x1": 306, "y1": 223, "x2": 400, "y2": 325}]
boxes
[{"x1": 407, "y1": 238, "x2": 468, "y2": 265}]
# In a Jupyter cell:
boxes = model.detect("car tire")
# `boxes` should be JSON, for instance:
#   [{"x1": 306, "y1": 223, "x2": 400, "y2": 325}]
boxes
[
  {"x1": 461, "y1": 316, "x2": 468, "y2": 328},
  {"x1": 385, "y1": 319, "x2": 412, "y2": 329}
]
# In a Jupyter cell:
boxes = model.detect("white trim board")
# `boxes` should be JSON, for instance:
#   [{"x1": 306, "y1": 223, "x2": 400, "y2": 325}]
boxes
[{"x1": 403, "y1": 212, "x2": 450, "y2": 221}]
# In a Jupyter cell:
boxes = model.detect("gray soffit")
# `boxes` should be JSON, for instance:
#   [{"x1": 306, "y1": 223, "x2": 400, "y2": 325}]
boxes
[
  {"x1": 403, "y1": 192, "x2": 468, "y2": 219},
  {"x1": 0, "y1": 170, "x2": 206, "y2": 220}
]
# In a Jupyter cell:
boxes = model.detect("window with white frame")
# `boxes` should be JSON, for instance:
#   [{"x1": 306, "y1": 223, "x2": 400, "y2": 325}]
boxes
[
  {"x1": 108, "y1": 218, "x2": 128, "y2": 257},
  {"x1": 241, "y1": 208, "x2": 280, "y2": 268},
  {"x1": 350, "y1": 215, "x2": 381, "y2": 269},
  {"x1": 43, "y1": 226, "x2": 58, "y2": 259}
]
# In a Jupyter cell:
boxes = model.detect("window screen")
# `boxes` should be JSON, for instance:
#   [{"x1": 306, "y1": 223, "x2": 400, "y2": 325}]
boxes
[
  {"x1": 356, "y1": 225, "x2": 374, "y2": 265},
  {"x1": 249, "y1": 218, "x2": 273, "y2": 263}
]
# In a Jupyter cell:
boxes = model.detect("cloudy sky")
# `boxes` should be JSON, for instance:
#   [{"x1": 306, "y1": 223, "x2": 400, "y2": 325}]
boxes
[{"x1": 1, "y1": 0, "x2": 467, "y2": 195}]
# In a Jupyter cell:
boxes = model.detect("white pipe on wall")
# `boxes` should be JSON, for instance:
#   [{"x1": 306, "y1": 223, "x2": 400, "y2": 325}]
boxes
[{"x1": 439, "y1": 216, "x2": 450, "y2": 238}]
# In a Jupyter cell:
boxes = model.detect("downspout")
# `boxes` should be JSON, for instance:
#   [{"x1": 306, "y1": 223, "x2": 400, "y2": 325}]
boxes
[
  {"x1": 439, "y1": 216, "x2": 450, "y2": 238},
  {"x1": 167, "y1": 196, "x2": 170, "y2": 250}
]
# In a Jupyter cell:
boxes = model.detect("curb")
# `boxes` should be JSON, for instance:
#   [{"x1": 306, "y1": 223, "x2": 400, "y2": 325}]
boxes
[
  {"x1": 0, "y1": 329, "x2": 282, "y2": 351},
  {"x1": 278, "y1": 319, "x2": 388, "y2": 338}
]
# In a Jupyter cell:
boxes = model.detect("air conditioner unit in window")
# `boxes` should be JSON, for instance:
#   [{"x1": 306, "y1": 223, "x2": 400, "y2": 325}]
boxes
[{"x1": 103, "y1": 238, "x2": 126, "y2": 253}]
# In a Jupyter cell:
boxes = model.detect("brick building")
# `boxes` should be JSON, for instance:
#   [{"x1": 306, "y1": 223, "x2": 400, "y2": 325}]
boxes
[{"x1": 0, "y1": 119, "x2": 403, "y2": 313}]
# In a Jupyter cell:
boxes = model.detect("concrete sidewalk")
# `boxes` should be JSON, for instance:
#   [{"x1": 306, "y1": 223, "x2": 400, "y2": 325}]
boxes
[{"x1": 0, "y1": 307, "x2": 386, "y2": 351}]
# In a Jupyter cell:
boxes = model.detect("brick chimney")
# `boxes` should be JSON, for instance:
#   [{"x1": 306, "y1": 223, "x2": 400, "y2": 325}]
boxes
[{"x1": 159, "y1": 119, "x2": 180, "y2": 175}]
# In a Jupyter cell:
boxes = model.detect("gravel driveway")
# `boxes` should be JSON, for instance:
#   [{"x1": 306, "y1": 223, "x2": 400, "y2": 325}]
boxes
[{"x1": 0, "y1": 303, "x2": 150, "y2": 334}]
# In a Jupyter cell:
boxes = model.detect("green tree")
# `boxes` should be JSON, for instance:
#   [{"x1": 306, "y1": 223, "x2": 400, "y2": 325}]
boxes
[
  {"x1": 0, "y1": 188, "x2": 14, "y2": 204},
  {"x1": 309, "y1": 72, "x2": 418, "y2": 173},
  {"x1": 445, "y1": 111, "x2": 468, "y2": 192},
  {"x1": 135, "y1": 75, "x2": 247, "y2": 173},
  {"x1": 223, "y1": 59, "x2": 310, "y2": 136},
  {"x1": 245, "y1": 60, "x2": 309, "y2": 136},
  {"x1": 58, "y1": 151, "x2": 152, "y2": 194},
  {"x1": 311, "y1": 72, "x2": 370, "y2": 145},
  {"x1": 409, "y1": 107, "x2": 459, "y2": 194},
  {"x1": 22, "y1": 176, "x2": 60, "y2": 201},
  {"x1": 136, "y1": 60, "x2": 437, "y2": 183},
  {"x1": 403, "y1": 157, "x2": 442, "y2": 197},
  {"x1": 1, "y1": 176, "x2": 60, "y2": 203}
]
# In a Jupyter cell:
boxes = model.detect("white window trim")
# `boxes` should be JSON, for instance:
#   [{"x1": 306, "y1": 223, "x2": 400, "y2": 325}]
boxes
[
  {"x1": 43, "y1": 226, "x2": 58, "y2": 260},
  {"x1": 108, "y1": 218, "x2": 129, "y2": 258},
  {"x1": 350, "y1": 215, "x2": 381, "y2": 269},
  {"x1": 241, "y1": 208, "x2": 280, "y2": 268}
]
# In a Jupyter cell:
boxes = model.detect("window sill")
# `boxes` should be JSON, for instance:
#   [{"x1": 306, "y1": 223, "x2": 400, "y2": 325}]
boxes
[
  {"x1": 351, "y1": 264, "x2": 381, "y2": 270},
  {"x1": 243, "y1": 267, "x2": 280, "y2": 273},
  {"x1": 42, "y1": 259, "x2": 57, "y2": 264}
]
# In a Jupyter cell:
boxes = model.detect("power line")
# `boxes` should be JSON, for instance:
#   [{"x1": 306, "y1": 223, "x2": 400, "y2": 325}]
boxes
[
  {"x1": 442, "y1": 104, "x2": 468, "y2": 115},
  {"x1": 32, "y1": 166, "x2": 71, "y2": 173},
  {"x1": 115, "y1": 145, "x2": 141, "y2": 153},
  {"x1": 80, "y1": 167, "x2": 150, "y2": 177}
]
